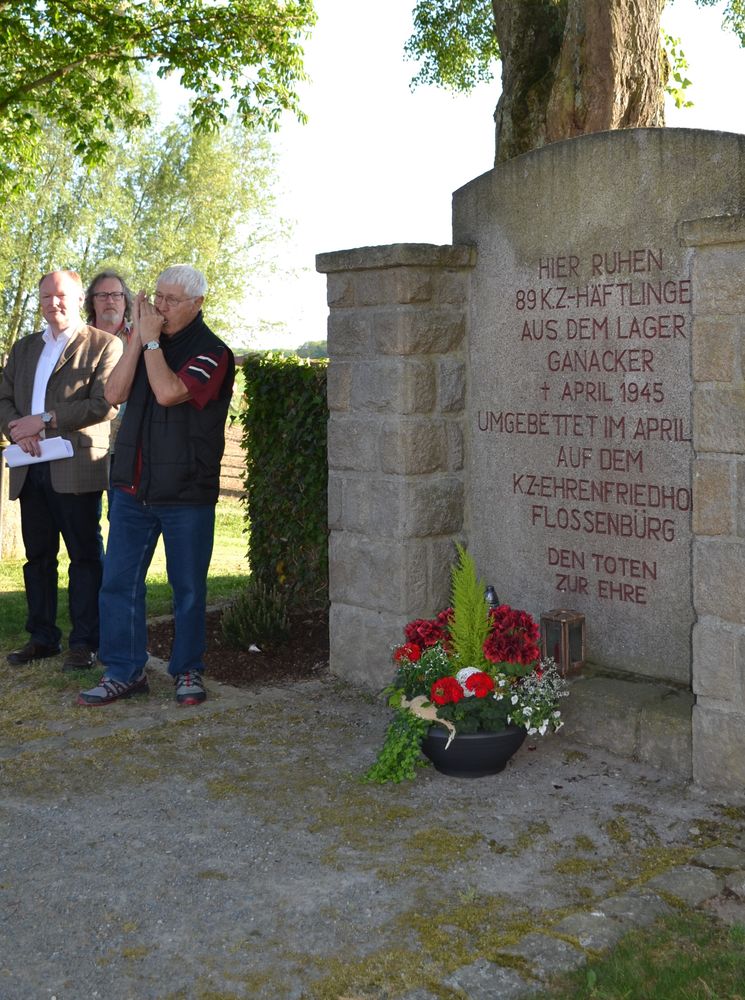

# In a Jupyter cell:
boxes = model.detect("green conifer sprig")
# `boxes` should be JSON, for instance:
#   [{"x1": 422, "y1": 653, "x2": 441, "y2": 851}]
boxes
[{"x1": 448, "y1": 543, "x2": 491, "y2": 669}]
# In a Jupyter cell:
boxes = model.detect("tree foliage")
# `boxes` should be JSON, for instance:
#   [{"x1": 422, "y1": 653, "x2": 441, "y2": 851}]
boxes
[
  {"x1": 296, "y1": 340, "x2": 328, "y2": 358},
  {"x1": 406, "y1": 0, "x2": 745, "y2": 94},
  {"x1": 404, "y1": 0, "x2": 499, "y2": 91},
  {"x1": 697, "y1": 0, "x2": 745, "y2": 44},
  {"x1": 0, "y1": 101, "x2": 288, "y2": 358},
  {"x1": 405, "y1": 0, "x2": 745, "y2": 161},
  {"x1": 0, "y1": 0, "x2": 316, "y2": 194},
  {"x1": 662, "y1": 30, "x2": 693, "y2": 109}
]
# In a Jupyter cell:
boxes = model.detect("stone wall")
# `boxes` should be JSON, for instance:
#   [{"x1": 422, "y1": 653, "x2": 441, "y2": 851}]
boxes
[
  {"x1": 316, "y1": 244, "x2": 474, "y2": 687},
  {"x1": 682, "y1": 215, "x2": 745, "y2": 791}
]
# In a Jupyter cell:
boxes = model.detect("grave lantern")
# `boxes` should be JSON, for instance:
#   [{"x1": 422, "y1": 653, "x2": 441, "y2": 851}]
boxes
[{"x1": 540, "y1": 609, "x2": 585, "y2": 677}]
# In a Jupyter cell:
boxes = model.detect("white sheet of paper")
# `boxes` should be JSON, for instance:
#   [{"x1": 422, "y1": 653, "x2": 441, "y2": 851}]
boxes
[{"x1": 3, "y1": 437, "x2": 74, "y2": 467}]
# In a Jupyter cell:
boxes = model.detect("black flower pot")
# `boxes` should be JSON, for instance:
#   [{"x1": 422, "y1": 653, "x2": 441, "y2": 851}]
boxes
[{"x1": 421, "y1": 725, "x2": 527, "y2": 778}]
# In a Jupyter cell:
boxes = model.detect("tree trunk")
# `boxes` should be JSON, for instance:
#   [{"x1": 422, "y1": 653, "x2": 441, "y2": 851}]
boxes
[{"x1": 492, "y1": 0, "x2": 666, "y2": 163}]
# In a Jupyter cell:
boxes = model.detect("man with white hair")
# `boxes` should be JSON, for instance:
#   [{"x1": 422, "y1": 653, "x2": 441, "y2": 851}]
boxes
[{"x1": 78, "y1": 264, "x2": 235, "y2": 707}]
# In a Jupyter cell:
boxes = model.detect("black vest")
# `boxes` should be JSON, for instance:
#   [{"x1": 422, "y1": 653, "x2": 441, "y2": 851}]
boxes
[{"x1": 112, "y1": 313, "x2": 235, "y2": 504}]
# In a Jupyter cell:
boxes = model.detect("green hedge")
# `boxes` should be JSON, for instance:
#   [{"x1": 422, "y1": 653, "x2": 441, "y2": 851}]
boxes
[{"x1": 240, "y1": 351, "x2": 328, "y2": 609}]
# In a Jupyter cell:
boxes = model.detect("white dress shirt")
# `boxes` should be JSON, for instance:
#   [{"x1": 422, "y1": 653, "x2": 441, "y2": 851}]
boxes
[{"x1": 30, "y1": 324, "x2": 76, "y2": 418}]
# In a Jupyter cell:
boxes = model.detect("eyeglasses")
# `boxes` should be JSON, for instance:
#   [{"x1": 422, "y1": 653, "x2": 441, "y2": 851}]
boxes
[
  {"x1": 154, "y1": 292, "x2": 197, "y2": 308},
  {"x1": 93, "y1": 291, "x2": 124, "y2": 301}
]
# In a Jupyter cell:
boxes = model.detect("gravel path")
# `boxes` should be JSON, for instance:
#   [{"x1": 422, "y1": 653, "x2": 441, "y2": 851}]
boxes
[{"x1": 1, "y1": 659, "x2": 744, "y2": 1000}]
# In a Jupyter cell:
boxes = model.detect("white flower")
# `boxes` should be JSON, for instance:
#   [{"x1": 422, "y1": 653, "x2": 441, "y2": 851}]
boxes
[
  {"x1": 494, "y1": 679, "x2": 508, "y2": 699},
  {"x1": 511, "y1": 694, "x2": 519, "y2": 705}
]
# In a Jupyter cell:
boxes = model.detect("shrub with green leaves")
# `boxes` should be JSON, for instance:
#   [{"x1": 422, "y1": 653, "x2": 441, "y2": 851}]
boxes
[
  {"x1": 240, "y1": 351, "x2": 328, "y2": 609},
  {"x1": 221, "y1": 576, "x2": 291, "y2": 652}
]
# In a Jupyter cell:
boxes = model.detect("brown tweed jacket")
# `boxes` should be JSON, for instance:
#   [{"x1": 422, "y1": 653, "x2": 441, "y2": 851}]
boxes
[{"x1": 0, "y1": 324, "x2": 122, "y2": 499}]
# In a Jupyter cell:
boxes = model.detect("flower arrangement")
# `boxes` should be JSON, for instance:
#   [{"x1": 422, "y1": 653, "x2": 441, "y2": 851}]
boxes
[{"x1": 364, "y1": 545, "x2": 569, "y2": 783}]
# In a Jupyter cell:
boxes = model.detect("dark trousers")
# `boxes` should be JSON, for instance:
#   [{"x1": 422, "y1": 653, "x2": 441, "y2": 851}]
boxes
[{"x1": 19, "y1": 462, "x2": 104, "y2": 650}]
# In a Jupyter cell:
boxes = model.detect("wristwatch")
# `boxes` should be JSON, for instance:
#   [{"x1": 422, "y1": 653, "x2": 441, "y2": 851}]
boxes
[
  {"x1": 41, "y1": 411, "x2": 53, "y2": 425},
  {"x1": 144, "y1": 340, "x2": 161, "y2": 351}
]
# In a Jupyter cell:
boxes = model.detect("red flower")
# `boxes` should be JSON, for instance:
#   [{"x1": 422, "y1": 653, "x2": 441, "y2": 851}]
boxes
[
  {"x1": 464, "y1": 671, "x2": 495, "y2": 698},
  {"x1": 405, "y1": 617, "x2": 445, "y2": 648},
  {"x1": 488, "y1": 603, "x2": 508, "y2": 622},
  {"x1": 483, "y1": 605, "x2": 540, "y2": 666},
  {"x1": 394, "y1": 642, "x2": 421, "y2": 663},
  {"x1": 430, "y1": 676, "x2": 464, "y2": 705},
  {"x1": 436, "y1": 608, "x2": 453, "y2": 629}
]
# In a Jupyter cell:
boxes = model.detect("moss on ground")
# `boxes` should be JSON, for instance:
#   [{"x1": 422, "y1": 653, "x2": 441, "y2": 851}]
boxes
[
  {"x1": 0, "y1": 659, "x2": 181, "y2": 756},
  {"x1": 3, "y1": 667, "x2": 743, "y2": 1000},
  {"x1": 553, "y1": 857, "x2": 606, "y2": 875},
  {"x1": 297, "y1": 945, "x2": 451, "y2": 1000},
  {"x1": 716, "y1": 804, "x2": 745, "y2": 822},
  {"x1": 504, "y1": 819, "x2": 552, "y2": 856},
  {"x1": 573, "y1": 834, "x2": 597, "y2": 852},
  {"x1": 121, "y1": 945, "x2": 152, "y2": 960},
  {"x1": 604, "y1": 816, "x2": 632, "y2": 845}
]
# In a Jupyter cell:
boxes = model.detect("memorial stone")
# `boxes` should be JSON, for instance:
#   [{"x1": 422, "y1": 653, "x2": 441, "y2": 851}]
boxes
[
  {"x1": 320, "y1": 128, "x2": 745, "y2": 790},
  {"x1": 453, "y1": 128, "x2": 745, "y2": 684}
]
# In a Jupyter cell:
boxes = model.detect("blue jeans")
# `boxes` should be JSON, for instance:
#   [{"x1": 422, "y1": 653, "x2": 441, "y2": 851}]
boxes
[
  {"x1": 19, "y1": 462, "x2": 103, "y2": 649},
  {"x1": 99, "y1": 489, "x2": 215, "y2": 683}
]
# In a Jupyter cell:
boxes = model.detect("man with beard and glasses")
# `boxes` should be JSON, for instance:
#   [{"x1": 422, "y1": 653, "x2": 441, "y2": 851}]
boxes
[{"x1": 84, "y1": 269, "x2": 133, "y2": 466}]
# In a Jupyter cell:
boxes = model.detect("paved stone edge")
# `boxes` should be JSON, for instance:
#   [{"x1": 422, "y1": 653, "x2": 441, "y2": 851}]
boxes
[{"x1": 401, "y1": 851, "x2": 745, "y2": 999}]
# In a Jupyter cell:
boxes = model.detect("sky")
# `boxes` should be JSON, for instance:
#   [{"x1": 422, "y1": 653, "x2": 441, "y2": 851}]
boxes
[{"x1": 233, "y1": 0, "x2": 745, "y2": 349}]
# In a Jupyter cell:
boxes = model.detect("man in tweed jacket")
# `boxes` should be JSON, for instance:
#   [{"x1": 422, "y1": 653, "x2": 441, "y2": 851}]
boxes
[{"x1": 0, "y1": 269, "x2": 122, "y2": 670}]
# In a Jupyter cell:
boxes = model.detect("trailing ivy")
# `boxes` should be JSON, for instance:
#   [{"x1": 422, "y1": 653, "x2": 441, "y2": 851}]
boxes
[
  {"x1": 240, "y1": 351, "x2": 328, "y2": 608},
  {"x1": 362, "y1": 710, "x2": 430, "y2": 784}
]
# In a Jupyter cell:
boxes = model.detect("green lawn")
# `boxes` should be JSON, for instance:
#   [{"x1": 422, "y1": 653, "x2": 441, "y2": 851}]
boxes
[
  {"x1": 0, "y1": 495, "x2": 248, "y2": 653},
  {"x1": 537, "y1": 910, "x2": 745, "y2": 1000}
]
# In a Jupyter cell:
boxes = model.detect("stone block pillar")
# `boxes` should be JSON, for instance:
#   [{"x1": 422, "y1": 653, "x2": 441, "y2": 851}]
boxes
[
  {"x1": 316, "y1": 244, "x2": 475, "y2": 688},
  {"x1": 681, "y1": 215, "x2": 745, "y2": 793}
]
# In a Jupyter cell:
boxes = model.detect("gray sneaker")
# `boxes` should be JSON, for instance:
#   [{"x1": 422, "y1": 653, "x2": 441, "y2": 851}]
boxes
[
  {"x1": 77, "y1": 671, "x2": 149, "y2": 706},
  {"x1": 174, "y1": 671, "x2": 206, "y2": 706}
]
